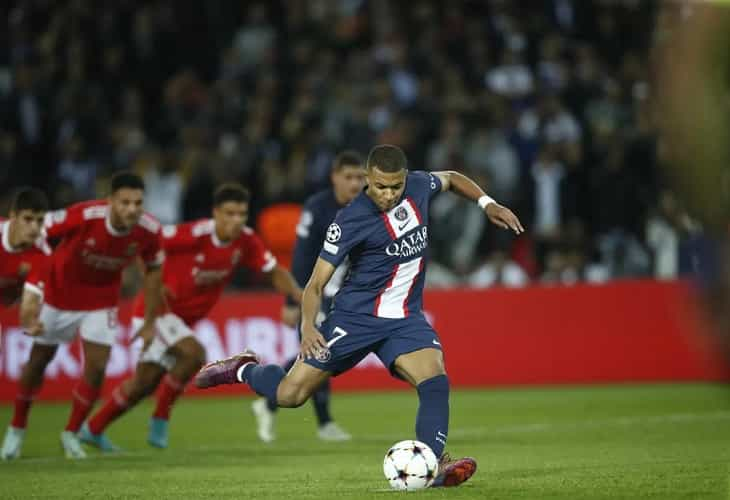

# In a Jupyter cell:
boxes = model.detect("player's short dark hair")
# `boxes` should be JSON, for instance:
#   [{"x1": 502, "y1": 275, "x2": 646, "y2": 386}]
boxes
[
  {"x1": 332, "y1": 150, "x2": 364, "y2": 171},
  {"x1": 10, "y1": 187, "x2": 49, "y2": 213},
  {"x1": 110, "y1": 171, "x2": 145, "y2": 193},
  {"x1": 367, "y1": 144, "x2": 407, "y2": 173},
  {"x1": 213, "y1": 183, "x2": 250, "y2": 206}
]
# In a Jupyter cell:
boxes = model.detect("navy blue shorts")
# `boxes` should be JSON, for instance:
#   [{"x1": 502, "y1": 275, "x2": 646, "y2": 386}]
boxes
[{"x1": 304, "y1": 311, "x2": 442, "y2": 379}]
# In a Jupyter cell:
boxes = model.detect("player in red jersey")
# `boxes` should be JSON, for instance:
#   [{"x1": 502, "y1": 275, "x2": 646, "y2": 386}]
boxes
[
  {"x1": 81, "y1": 183, "x2": 302, "y2": 450},
  {"x1": 0, "y1": 172, "x2": 164, "y2": 460},
  {"x1": 0, "y1": 188, "x2": 50, "y2": 309}
]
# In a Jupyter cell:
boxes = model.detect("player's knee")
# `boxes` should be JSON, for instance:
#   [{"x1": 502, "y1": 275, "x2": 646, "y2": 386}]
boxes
[
  {"x1": 188, "y1": 341, "x2": 206, "y2": 367},
  {"x1": 124, "y1": 383, "x2": 147, "y2": 403},
  {"x1": 173, "y1": 339, "x2": 205, "y2": 368},
  {"x1": 276, "y1": 380, "x2": 310, "y2": 408},
  {"x1": 83, "y1": 365, "x2": 107, "y2": 387}
]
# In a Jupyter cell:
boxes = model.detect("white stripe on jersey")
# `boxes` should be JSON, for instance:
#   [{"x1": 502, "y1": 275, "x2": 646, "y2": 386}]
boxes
[
  {"x1": 139, "y1": 213, "x2": 161, "y2": 233},
  {"x1": 375, "y1": 256, "x2": 423, "y2": 319},
  {"x1": 83, "y1": 205, "x2": 108, "y2": 220}
]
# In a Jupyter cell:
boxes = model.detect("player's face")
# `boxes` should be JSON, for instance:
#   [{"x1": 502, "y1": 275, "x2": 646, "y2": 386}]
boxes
[
  {"x1": 366, "y1": 166, "x2": 407, "y2": 212},
  {"x1": 213, "y1": 201, "x2": 248, "y2": 241},
  {"x1": 109, "y1": 188, "x2": 144, "y2": 230},
  {"x1": 332, "y1": 165, "x2": 366, "y2": 204},
  {"x1": 9, "y1": 209, "x2": 45, "y2": 247}
]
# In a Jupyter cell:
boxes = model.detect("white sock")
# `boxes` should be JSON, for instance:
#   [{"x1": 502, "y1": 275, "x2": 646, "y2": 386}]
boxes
[{"x1": 236, "y1": 362, "x2": 255, "y2": 383}]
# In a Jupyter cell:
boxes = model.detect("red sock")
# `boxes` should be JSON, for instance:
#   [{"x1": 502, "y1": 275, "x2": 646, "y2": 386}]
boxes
[
  {"x1": 153, "y1": 374, "x2": 186, "y2": 420},
  {"x1": 64, "y1": 380, "x2": 100, "y2": 433},
  {"x1": 87, "y1": 386, "x2": 129, "y2": 435},
  {"x1": 10, "y1": 386, "x2": 38, "y2": 429}
]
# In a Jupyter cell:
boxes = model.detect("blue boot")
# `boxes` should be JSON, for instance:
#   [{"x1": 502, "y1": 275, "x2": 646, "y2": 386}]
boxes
[
  {"x1": 147, "y1": 417, "x2": 169, "y2": 449},
  {"x1": 78, "y1": 422, "x2": 122, "y2": 453}
]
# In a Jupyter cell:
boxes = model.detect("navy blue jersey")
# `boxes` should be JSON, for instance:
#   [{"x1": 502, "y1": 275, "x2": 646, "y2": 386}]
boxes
[
  {"x1": 289, "y1": 189, "x2": 348, "y2": 311},
  {"x1": 319, "y1": 171, "x2": 442, "y2": 318}
]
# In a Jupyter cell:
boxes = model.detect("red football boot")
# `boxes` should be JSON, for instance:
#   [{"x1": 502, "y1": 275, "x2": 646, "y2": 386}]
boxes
[
  {"x1": 194, "y1": 350, "x2": 260, "y2": 389},
  {"x1": 431, "y1": 452, "x2": 477, "y2": 487}
]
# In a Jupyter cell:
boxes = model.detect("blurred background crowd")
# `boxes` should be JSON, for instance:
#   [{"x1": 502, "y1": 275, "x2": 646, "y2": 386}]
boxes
[{"x1": 0, "y1": 0, "x2": 708, "y2": 290}]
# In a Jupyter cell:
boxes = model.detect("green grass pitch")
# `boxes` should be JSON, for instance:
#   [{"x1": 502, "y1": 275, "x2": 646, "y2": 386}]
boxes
[{"x1": 0, "y1": 384, "x2": 728, "y2": 499}]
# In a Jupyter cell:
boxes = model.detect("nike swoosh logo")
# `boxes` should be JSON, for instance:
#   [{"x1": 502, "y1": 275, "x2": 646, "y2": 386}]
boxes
[
  {"x1": 398, "y1": 220, "x2": 410, "y2": 230},
  {"x1": 432, "y1": 339, "x2": 441, "y2": 346}
]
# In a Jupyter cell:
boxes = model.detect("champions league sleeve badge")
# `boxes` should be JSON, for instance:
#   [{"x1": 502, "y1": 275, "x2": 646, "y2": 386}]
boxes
[{"x1": 326, "y1": 223, "x2": 342, "y2": 243}]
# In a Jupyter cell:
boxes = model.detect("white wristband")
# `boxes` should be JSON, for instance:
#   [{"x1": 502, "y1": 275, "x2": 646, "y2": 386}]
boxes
[{"x1": 477, "y1": 195, "x2": 495, "y2": 210}]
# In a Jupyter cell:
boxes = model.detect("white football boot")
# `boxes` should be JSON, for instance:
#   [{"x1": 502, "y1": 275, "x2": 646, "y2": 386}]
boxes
[
  {"x1": 251, "y1": 398, "x2": 276, "y2": 443},
  {"x1": 317, "y1": 421, "x2": 352, "y2": 441},
  {"x1": 1, "y1": 426, "x2": 25, "y2": 460},
  {"x1": 60, "y1": 430, "x2": 87, "y2": 459}
]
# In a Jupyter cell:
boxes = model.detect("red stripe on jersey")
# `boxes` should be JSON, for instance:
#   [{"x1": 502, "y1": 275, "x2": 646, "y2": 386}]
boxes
[
  {"x1": 373, "y1": 264, "x2": 400, "y2": 316},
  {"x1": 381, "y1": 212, "x2": 396, "y2": 240},
  {"x1": 402, "y1": 258, "x2": 424, "y2": 317},
  {"x1": 406, "y1": 197, "x2": 422, "y2": 224}
]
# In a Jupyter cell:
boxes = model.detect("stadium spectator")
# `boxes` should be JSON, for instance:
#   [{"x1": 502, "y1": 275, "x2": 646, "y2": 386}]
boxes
[{"x1": 0, "y1": 0, "x2": 671, "y2": 286}]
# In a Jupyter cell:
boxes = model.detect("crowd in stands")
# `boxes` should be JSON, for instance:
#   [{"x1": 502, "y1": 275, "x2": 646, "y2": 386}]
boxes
[{"x1": 0, "y1": 0, "x2": 705, "y2": 289}]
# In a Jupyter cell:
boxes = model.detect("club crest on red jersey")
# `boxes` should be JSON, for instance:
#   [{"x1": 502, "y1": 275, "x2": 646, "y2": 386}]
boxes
[
  {"x1": 231, "y1": 248, "x2": 242, "y2": 266},
  {"x1": 17, "y1": 262, "x2": 31, "y2": 278}
]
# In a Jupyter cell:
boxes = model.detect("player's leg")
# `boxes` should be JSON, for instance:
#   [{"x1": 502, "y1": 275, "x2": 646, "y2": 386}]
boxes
[
  {"x1": 196, "y1": 313, "x2": 372, "y2": 408},
  {"x1": 313, "y1": 380, "x2": 351, "y2": 441},
  {"x1": 256, "y1": 351, "x2": 350, "y2": 442},
  {"x1": 392, "y1": 347, "x2": 476, "y2": 487},
  {"x1": 392, "y1": 347, "x2": 449, "y2": 453},
  {"x1": 65, "y1": 339, "x2": 111, "y2": 434},
  {"x1": 379, "y1": 317, "x2": 476, "y2": 487},
  {"x1": 81, "y1": 361, "x2": 165, "y2": 451},
  {"x1": 59, "y1": 339, "x2": 111, "y2": 458},
  {"x1": 2, "y1": 303, "x2": 78, "y2": 460},
  {"x1": 252, "y1": 355, "x2": 297, "y2": 442},
  {"x1": 1, "y1": 343, "x2": 57, "y2": 460},
  {"x1": 62, "y1": 308, "x2": 118, "y2": 458},
  {"x1": 148, "y1": 336, "x2": 205, "y2": 448},
  {"x1": 194, "y1": 350, "x2": 329, "y2": 407},
  {"x1": 274, "y1": 359, "x2": 331, "y2": 408}
]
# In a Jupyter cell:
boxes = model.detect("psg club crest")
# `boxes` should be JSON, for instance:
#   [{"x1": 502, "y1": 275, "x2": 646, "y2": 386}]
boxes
[
  {"x1": 394, "y1": 206, "x2": 408, "y2": 222},
  {"x1": 314, "y1": 347, "x2": 331, "y2": 363},
  {"x1": 125, "y1": 242, "x2": 138, "y2": 257},
  {"x1": 326, "y1": 223, "x2": 341, "y2": 243}
]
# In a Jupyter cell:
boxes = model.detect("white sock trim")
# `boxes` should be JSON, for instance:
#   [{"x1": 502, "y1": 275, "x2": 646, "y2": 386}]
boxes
[{"x1": 236, "y1": 362, "x2": 255, "y2": 383}]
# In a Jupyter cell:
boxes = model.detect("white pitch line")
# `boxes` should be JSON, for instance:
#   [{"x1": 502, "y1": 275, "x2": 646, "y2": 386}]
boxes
[{"x1": 365, "y1": 410, "x2": 730, "y2": 441}]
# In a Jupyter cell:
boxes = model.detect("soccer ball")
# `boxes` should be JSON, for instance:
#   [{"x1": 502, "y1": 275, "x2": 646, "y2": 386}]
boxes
[{"x1": 383, "y1": 440, "x2": 439, "y2": 491}]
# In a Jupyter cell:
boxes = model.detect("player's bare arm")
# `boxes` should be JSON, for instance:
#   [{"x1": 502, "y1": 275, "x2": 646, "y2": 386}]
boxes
[
  {"x1": 19, "y1": 287, "x2": 44, "y2": 337},
  {"x1": 432, "y1": 170, "x2": 524, "y2": 235},
  {"x1": 300, "y1": 257, "x2": 336, "y2": 359},
  {"x1": 134, "y1": 264, "x2": 163, "y2": 350},
  {"x1": 268, "y1": 265, "x2": 303, "y2": 305}
]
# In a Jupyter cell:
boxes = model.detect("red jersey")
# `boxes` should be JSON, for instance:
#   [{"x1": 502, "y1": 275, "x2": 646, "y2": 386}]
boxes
[
  {"x1": 132, "y1": 219, "x2": 277, "y2": 326},
  {"x1": 0, "y1": 218, "x2": 50, "y2": 307},
  {"x1": 28, "y1": 200, "x2": 163, "y2": 311}
]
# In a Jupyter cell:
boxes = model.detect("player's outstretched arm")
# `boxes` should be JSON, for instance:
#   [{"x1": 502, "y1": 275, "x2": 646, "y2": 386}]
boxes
[
  {"x1": 300, "y1": 257, "x2": 336, "y2": 359},
  {"x1": 432, "y1": 170, "x2": 524, "y2": 235},
  {"x1": 19, "y1": 287, "x2": 44, "y2": 337},
  {"x1": 268, "y1": 265, "x2": 303, "y2": 305}
]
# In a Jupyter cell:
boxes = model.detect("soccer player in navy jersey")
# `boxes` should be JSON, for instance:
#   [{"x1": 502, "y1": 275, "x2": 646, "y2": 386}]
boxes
[
  {"x1": 195, "y1": 144, "x2": 523, "y2": 487},
  {"x1": 252, "y1": 151, "x2": 365, "y2": 443}
]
